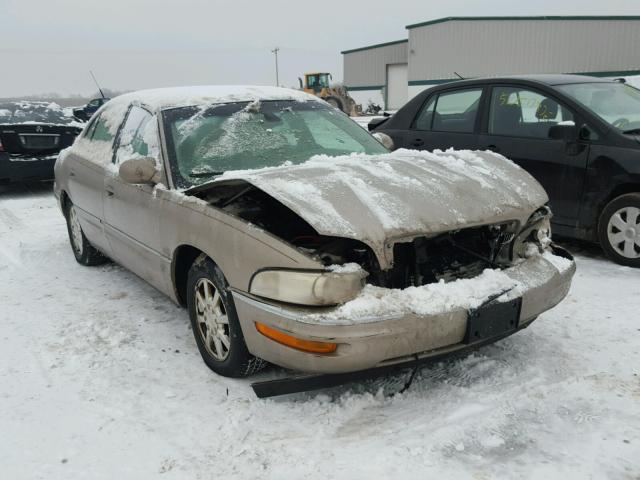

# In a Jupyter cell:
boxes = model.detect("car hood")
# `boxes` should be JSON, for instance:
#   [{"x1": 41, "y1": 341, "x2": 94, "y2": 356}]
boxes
[{"x1": 192, "y1": 149, "x2": 548, "y2": 268}]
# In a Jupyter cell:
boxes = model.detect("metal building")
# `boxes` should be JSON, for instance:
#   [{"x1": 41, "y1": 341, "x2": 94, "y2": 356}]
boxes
[{"x1": 342, "y1": 16, "x2": 640, "y2": 110}]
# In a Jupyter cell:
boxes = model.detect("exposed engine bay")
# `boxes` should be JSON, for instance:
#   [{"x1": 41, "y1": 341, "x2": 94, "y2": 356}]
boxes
[{"x1": 195, "y1": 182, "x2": 542, "y2": 289}]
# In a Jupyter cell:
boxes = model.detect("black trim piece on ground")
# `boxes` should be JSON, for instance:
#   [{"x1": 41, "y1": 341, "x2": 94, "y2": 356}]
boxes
[{"x1": 251, "y1": 321, "x2": 528, "y2": 398}]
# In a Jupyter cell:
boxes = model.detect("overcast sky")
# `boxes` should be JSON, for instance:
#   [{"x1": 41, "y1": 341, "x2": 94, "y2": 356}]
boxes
[{"x1": 1, "y1": 0, "x2": 639, "y2": 97}]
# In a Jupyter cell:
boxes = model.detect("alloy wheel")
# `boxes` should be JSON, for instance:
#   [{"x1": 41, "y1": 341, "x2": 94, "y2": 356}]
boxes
[{"x1": 194, "y1": 278, "x2": 231, "y2": 361}]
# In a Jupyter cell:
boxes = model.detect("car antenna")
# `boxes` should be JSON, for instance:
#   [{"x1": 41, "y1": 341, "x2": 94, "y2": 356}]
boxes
[
  {"x1": 89, "y1": 70, "x2": 107, "y2": 99},
  {"x1": 453, "y1": 72, "x2": 465, "y2": 80}
]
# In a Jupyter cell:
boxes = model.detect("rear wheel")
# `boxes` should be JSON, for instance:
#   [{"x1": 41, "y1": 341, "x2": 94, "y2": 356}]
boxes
[
  {"x1": 187, "y1": 255, "x2": 265, "y2": 377},
  {"x1": 598, "y1": 193, "x2": 640, "y2": 267},
  {"x1": 64, "y1": 201, "x2": 108, "y2": 266}
]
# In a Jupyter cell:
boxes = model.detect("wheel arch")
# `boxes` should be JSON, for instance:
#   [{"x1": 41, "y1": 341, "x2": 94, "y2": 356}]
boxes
[
  {"x1": 59, "y1": 189, "x2": 71, "y2": 214},
  {"x1": 172, "y1": 244, "x2": 207, "y2": 307},
  {"x1": 598, "y1": 183, "x2": 640, "y2": 226}
]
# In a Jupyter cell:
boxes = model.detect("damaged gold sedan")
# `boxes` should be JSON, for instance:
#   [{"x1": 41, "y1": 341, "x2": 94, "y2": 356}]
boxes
[{"x1": 54, "y1": 86, "x2": 575, "y2": 395}]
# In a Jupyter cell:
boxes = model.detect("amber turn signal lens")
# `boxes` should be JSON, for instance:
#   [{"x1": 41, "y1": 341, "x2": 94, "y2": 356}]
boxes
[{"x1": 255, "y1": 322, "x2": 337, "y2": 354}]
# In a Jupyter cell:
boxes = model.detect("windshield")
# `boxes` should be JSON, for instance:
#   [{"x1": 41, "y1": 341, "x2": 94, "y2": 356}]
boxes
[
  {"x1": 557, "y1": 82, "x2": 640, "y2": 132},
  {"x1": 0, "y1": 101, "x2": 78, "y2": 125},
  {"x1": 162, "y1": 100, "x2": 388, "y2": 188}
]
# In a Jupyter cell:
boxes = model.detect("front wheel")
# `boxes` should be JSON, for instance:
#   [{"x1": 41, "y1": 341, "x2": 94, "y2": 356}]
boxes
[
  {"x1": 187, "y1": 255, "x2": 265, "y2": 377},
  {"x1": 598, "y1": 193, "x2": 640, "y2": 267}
]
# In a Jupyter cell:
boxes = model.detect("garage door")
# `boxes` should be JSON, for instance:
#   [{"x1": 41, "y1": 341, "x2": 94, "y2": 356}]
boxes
[{"x1": 386, "y1": 63, "x2": 408, "y2": 110}]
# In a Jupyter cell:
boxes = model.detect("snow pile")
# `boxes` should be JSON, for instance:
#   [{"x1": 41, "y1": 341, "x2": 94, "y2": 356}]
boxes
[
  {"x1": 326, "y1": 262, "x2": 366, "y2": 274},
  {"x1": 308, "y1": 268, "x2": 519, "y2": 324},
  {"x1": 542, "y1": 250, "x2": 573, "y2": 273}
]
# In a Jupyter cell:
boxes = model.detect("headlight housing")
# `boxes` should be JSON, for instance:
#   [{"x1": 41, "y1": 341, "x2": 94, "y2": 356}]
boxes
[
  {"x1": 249, "y1": 268, "x2": 367, "y2": 306},
  {"x1": 513, "y1": 206, "x2": 553, "y2": 258}
]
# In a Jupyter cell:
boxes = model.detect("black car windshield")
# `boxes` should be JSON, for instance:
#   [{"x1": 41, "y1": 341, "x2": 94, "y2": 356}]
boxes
[
  {"x1": 557, "y1": 82, "x2": 640, "y2": 132},
  {"x1": 0, "y1": 101, "x2": 78, "y2": 125},
  {"x1": 163, "y1": 100, "x2": 388, "y2": 188}
]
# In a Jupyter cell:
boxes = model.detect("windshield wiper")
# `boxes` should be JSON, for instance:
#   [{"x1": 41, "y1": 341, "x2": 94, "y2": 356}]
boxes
[
  {"x1": 189, "y1": 170, "x2": 224, "y2": 178},
  {"x1": 622, "y1": 128, "x2": 640, "y2": 135}
]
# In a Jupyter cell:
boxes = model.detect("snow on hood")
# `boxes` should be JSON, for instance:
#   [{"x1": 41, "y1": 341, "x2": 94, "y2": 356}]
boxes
[{"x1": 204, "y1": 149, "x2": 548, "y2": 268}]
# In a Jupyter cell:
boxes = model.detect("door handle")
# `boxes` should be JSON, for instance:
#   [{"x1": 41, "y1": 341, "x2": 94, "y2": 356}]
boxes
[
  {"x1": 412, "y1": 138, "x2": 424, "y2": 147},
  {"x1": 485, "y1": 145, "x2": 500, "y2": 153}
]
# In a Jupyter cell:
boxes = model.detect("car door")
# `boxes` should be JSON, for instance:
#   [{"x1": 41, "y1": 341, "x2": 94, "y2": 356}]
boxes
[
  {"x1": 102, "y1": 105, "x2": 171, "y2": 293},
  {"x1": 401, "y1": 87, "x2": 484, "y2": 151},
  {"x1": 65, "y1": 112, "x2": 114, "y2": 255},
  {"x1": 478, "y1": 85, "x2": 590, "y2": 225}
]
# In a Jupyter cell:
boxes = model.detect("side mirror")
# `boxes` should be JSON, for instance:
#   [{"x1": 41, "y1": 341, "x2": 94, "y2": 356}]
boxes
[
  {"x1": 548, "y1": 123, "x2": 577, "y2": 141},
  {"x1": 119, "y1": 157, "x2": 159, "y2": 184},
  {"x1": 298, "y1": 77, "x2": 303, "y2": 89},
  {"x1": 367, "y1": 116, "x2": 389, "y2": 132},
  {"x1": 372, "y1": 132, "x2": 394, "y2": 150}
]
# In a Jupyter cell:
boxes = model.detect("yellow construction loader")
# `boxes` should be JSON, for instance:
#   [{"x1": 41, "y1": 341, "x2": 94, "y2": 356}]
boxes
[{"x1": 298, "y1": 72, "x2": 358, "y2": 115}]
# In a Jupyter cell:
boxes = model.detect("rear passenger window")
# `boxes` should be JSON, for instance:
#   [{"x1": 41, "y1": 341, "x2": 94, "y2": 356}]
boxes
[
  {"x1": 84, "y1": 113, "x2": 114, "y2": 142},
  {"x1": 91, "y1": 115, "x2": 114, "y2": 142},
  {"x1": 489, "y1": 87, "x2": 574, "y2": 138},
  {"x1": 412, "y1": 96, "x2": 436, "y2": 130},
  {"x1": 431, "y1": 89, "x2": 482, "y2": 133},
  {"x1": 114, "y1": 106, "x2": 159, "y2": 164}
]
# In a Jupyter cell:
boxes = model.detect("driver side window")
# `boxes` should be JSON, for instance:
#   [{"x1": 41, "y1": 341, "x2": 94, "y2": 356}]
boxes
[
  {"x1": 489, "y1": 87, "x2": 574, "y2": 139},
  {"x1": 114, "y1": 106, "x2": 160, "y2": 165}
]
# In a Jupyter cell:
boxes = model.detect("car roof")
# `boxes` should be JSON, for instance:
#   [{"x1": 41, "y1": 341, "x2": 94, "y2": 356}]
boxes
[
  {"x1": 428, "y1": 74, "x2": 615, "y2": 90},
  {"x1": 107, "y1": 85, "x2": 319, "y2": 113}
]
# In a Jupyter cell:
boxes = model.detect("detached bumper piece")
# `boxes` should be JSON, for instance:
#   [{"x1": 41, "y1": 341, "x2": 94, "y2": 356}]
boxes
[{"x1": 252, "y1": 307, "x2": 525, "y2": 399}]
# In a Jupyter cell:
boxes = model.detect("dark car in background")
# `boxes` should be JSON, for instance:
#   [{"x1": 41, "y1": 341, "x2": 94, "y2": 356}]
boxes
[
  {"x1": 371, "y1": 75, "x2": 640, "y2": 267},
  {"x1": 0, "y1": 101, "x2": 83, "y2": 183},
  {"x1": 72, "y1": 97, "x2": 110, "y2": 122}
]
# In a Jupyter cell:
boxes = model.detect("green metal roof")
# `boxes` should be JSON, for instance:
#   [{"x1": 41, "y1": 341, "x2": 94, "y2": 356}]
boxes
[
  {"x1": 406, "y1": 15, "x2": 640, "y2": 30},
  {"x1": 340, "y1": 39, "x2": 408, "y2": 55}
]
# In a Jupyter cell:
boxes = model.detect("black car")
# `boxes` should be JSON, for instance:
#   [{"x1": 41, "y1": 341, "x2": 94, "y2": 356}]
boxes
[
  {"x1": 72, "y1": 97, "x2": 110, "y2": 122},
  {"x1": 0, "y1": 101, "x2": 83, "y2": 182},
  {"x1": 371, "y1": 74, "x2": 640, "y2": 267}
]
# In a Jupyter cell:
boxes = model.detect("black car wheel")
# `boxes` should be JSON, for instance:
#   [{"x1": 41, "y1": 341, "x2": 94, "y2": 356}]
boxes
[
  {"x1": 598, "y1": 193, "x2": 640, "y2": 267},
  {"x1": 64, "y1": 201, "x2": 108, "y2": 266},
  {"x1": 187, "y1": 255, "x2": 265, "y2": 377}
]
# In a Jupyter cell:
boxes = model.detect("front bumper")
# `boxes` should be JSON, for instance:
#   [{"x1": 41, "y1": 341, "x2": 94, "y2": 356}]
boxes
[
  {"x1": 234, "y1": 246, "x2": 575, "y2": 375},
  {"x1": 0, "y1": 152, "x2": 57, "y2": 182}
]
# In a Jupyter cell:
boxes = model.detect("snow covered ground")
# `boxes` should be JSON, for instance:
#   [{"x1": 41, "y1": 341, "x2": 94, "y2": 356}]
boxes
[{"x1": 1, "y1": 182, "x2": 639, "y2": 480}]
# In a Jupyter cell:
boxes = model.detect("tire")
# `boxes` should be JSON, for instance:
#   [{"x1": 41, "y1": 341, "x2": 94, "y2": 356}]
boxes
[
  {"x1": 324, "y1": 96, "x2": 344, "y2": 112},
  {"x1": 187, "y1": 255, "x2": 265, "y2": 377},
  {"x1": 598, "y1": 193, "x2": 640, "y2": 267},
  {"x1": 64, "y1": 201, "x2": 108, "y2": 266}
]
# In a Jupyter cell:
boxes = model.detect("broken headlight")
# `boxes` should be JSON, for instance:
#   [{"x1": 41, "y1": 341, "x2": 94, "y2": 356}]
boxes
[
  {"x1": 249, "y1": 268, "x2": 367, "y2": 306},
  {"x1": 513, "y1": 206, "x2": 553, "y2": 258}
]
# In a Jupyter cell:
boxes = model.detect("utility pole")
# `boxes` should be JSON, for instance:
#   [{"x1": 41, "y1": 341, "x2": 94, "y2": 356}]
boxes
[{"x1": 271, "y1": 47, "x2": 280, "y2": 86}]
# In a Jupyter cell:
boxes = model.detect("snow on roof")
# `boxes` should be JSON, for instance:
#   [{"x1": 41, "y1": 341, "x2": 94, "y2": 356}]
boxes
[
  {"x1": 99, "y1": 85, "x2": 320, "y2": 135},
  {"x1": 108, "y1": 85, "x2": 318, "y2": 112}
]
